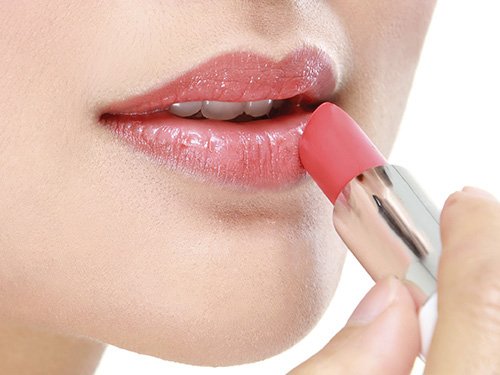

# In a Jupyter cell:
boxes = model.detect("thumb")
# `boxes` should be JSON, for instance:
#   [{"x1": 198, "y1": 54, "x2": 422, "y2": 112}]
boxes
[{"x1": 289, "y1": 277, "x2": 420, "y2": 375}]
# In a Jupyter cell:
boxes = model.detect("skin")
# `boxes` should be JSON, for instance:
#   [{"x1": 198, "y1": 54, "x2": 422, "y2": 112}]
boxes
[{"x1": 0, "y1": 0, "x2": 437, "y2": 372}]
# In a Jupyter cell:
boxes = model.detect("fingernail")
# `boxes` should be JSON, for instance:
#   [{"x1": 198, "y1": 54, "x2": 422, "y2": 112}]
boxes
[{"x1": 347, "y1": 276, "x2": 400, "y2": 326}]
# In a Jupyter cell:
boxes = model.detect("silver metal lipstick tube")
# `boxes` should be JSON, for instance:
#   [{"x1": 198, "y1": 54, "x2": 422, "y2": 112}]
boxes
[{"x1": 333, "y1": 164, "x2": 441, "y2": 303}]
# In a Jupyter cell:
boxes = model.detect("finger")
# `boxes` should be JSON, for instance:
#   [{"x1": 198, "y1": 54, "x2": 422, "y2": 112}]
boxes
[
  {"x1": 426, "y1": 188, "x2": 500, "y2": 374},
  {"x1": 289, "y1": 277, "x2": 419, "y2": 375}
]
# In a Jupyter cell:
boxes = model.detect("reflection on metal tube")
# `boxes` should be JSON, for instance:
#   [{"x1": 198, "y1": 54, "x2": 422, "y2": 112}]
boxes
[{"x1": 333, "y1": 165, "x2": 441, "y2": 300}]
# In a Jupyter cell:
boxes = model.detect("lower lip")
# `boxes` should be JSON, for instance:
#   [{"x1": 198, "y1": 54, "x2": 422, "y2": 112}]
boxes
[{"x1": 102, "y1": 108, "x2": 312, "y2": 188}]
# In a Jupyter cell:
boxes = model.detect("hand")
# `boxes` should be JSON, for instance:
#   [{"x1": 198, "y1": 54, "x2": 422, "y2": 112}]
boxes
[{"x1": 289, "y1": 187, "x2": 500, "y2": 374}]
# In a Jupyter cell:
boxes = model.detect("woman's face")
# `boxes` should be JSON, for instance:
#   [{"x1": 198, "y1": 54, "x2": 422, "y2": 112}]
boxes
[{"x1": 0, "y1": 0, "x2": 435, "y2": 366}]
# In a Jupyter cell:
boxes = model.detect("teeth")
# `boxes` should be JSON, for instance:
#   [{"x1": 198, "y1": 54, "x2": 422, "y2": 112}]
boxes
[
  {"x1": 167, "y1": 99, "x2": 278, "y2": 120},
  {"x1": 169, "y1": 101, "x2": 202, "y2": 117},
  {"x1": 201, "y1": 101, "x2": 245, "y2": 120},
  {"x1": 244, "y1": 99, "x2": 273, "y2": 117}
]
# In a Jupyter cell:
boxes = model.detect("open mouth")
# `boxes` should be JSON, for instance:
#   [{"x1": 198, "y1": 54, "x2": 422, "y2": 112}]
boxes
[
  {"x1": 100, "y1": 47, "x2": 336, "y2": 189},
  {"x1": 115, "y1": 96, "x2": 318, "y2": 122}
]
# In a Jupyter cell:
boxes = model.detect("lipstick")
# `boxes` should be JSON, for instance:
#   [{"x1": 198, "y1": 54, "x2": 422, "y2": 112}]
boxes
[{"x1": 299, "y1": 102, "x2": 440, "y2": 358}]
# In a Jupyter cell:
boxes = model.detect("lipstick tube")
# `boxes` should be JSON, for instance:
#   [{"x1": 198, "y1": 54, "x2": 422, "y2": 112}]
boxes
[
  {"x1": 333, "y1": 164, "x2": 439, "y2": 358},
  {"x1": 299, "y1": 103, "x2": 440, "y2": 359}
]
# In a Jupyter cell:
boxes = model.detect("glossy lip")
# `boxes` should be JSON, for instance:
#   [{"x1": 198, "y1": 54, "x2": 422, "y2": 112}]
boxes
[{"x1": 100, "y1": 47, "x2": 336, "y2": 189}]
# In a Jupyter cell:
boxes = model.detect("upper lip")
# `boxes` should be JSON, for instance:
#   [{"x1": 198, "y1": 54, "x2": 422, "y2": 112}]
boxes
[{"x1": 102, "y1": 46, "x2": 337, "y2": 116}]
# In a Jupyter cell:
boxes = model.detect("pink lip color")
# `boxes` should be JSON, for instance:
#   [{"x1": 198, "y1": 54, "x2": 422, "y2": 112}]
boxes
[
  {"x1": 101, "y1": 47, "x2": 336, "y2": 188},
  {"x1": 299, "y1": 102, "x2": 386, "y2": 202}
]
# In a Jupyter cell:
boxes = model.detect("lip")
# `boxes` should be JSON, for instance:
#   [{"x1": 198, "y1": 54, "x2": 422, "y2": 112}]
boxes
[{"x1": 100, "y1": 47, "x2": 336, "y2": 189}]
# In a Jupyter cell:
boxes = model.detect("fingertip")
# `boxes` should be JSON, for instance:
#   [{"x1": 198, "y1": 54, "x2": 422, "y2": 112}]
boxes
[
  {"x1": 347, "y1": 276, "x2": 400, "y2": 326},
  {"x1": 349, "y1": 279, "x2": 419, "y2": 374},
  {"x1": 351, "y1": 277, "x2": 420, "y2": 366},
  {"x1": 290, "y1": 277, "x2": 419, "y2": 375},
  {"x1": 367, "y1": 284, "x2": 420, "y2": 372}
]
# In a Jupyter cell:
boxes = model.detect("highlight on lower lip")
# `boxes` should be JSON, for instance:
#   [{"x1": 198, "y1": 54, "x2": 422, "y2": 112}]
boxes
[{"x1": 104, "y1": 110, "x2": 309, "y2": 188}]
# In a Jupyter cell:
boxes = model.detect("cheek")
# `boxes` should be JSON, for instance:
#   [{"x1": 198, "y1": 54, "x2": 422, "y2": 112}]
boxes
[
  {"x1": 330, "y1": 0, "x2": 436, "y2": 155},
  {"x1": 335, "y1": 0, "x2": 436, "y2": 86}
]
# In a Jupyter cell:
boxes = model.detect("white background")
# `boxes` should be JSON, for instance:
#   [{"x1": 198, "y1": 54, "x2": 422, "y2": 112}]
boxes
[{"x1": 96, "y1": 1, "x2": 500, "y2": 373}]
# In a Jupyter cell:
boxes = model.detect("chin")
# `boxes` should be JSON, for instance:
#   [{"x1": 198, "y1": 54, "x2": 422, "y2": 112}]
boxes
[
  {"x1": 93, "y1": 181, "x2": 347, "y2": 366},
  {"x1": 123, "y1": 229, "x2": 345, "y2": 366}
]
